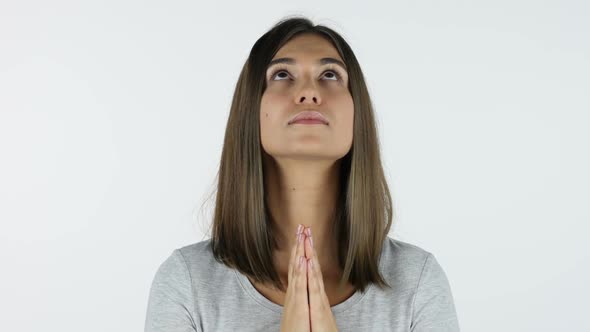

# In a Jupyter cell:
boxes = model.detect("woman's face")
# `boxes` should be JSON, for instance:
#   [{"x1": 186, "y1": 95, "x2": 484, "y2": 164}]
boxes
[{"x1": 260, "y1": 33, "x2": 354, "y2": 162}]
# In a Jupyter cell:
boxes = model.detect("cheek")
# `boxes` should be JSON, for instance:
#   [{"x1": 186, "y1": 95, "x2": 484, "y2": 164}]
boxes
[
  {"x1": 337, "y1": 95, "x2": 355, "y2": 146},
  {"x1": 260, "y1": 91, "x2": 280, "y2": 117},
  {"x1": 260, "y1": 90, "x2": 290, "y2": 122},
  {"x1": 337, "y1": 94, "x2": 354, "y2": 129},
  {"x1": 260, "y1": 97, "x2": 275, "y2": 125},
  {"x1": 259, "y1": 93, "x2": 284, "y2": 147}
]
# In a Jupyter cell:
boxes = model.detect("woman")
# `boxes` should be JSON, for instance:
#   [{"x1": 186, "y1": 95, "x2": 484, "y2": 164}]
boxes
[{"x1": 145, "y1": 16, "x2": 460, "y2": 332}]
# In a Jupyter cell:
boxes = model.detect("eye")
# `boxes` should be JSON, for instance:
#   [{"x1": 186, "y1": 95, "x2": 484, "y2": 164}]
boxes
[
  {"x1": 268, "y1": 67, "x2": 344, "y2": 82},
  {"x1": 270, "y1": 69, "x2": 290, "y2": 81},
  {"x1": 321, "y1": 70, "x2": 341, "y2": 81}
]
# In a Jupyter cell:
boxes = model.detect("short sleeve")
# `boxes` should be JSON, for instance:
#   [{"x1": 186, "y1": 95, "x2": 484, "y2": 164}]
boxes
[
  {"x1": 144, "y1": 249, "x2": 199, "y2": 332},
  {"x1": 410, "y1": 253, "x2": 460, "y2": 332}
]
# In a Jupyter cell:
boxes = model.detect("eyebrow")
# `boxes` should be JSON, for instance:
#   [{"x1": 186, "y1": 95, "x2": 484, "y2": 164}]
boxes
[{"x1": 267, "y1": 57, "x2": 347, "y2": 72}]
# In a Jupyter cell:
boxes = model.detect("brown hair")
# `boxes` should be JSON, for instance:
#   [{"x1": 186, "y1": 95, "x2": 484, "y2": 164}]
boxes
[{"x1": 208, "y1": 16, "x2": 394, "y2": 293}]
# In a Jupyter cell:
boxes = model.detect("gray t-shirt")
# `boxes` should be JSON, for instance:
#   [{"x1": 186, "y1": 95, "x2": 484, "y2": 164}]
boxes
[{"x1": 144, "y1": 237, "x2": 460, "y2": 331}]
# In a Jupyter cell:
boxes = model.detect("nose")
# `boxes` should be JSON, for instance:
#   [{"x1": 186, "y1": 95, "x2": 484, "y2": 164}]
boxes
[{"x1": 294, "y1": 80, "x2": 322, "y2": 105}]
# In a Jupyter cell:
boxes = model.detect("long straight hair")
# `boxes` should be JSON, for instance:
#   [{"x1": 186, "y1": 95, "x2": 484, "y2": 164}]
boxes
[{"x1": 209, "y1": 16, "x2": 394, "y2": 293}]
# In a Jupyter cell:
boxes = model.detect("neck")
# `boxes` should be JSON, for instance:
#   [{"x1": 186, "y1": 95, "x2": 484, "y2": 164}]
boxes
[{"x1": 263, "y1": 153, "x2": 343, "y2": 282}]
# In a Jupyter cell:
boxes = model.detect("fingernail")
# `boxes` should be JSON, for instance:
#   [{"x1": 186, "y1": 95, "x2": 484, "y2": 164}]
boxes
[
  {"x1": 298, "y1": 233, "x2": 302, "y2": 243},
  {"x1": 306, "y1": 228, "x2": 311, "y2": 237},
  {"x1": 296, "y1": 224, "x2": 303, "y2": 235},
  {"x1": 310, "y1": 236, "x2": 314, "y2": 248}
]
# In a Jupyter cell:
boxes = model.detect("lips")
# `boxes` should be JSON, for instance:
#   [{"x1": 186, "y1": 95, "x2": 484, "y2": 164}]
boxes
[{"x1": 288, "y1": 110, "x2": 329, "y2": 125}]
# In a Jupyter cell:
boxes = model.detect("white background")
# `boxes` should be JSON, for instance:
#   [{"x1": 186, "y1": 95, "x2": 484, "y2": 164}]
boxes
[{"x1": 1, "y1": 1, "x2": 588, "y2": 331}]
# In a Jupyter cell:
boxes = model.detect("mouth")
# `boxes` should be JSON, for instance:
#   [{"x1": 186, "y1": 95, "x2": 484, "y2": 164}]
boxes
[
  {"x1": 288, "y1": 110, "x2": 329, "y2": 125},
  {"x1": 290, "y1": 119, "x2": 328, "y2": 125}
]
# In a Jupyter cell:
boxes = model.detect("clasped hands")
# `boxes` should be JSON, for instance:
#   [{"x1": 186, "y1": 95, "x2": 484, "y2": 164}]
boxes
[{"x1": 279, "y1": 224, "x2": 339, "y2": 332}]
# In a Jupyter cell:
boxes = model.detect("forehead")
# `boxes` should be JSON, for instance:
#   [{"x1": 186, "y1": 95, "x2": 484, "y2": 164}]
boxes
[{"x1": 273, "y1": 33, "x2": 343, "y2": 62}]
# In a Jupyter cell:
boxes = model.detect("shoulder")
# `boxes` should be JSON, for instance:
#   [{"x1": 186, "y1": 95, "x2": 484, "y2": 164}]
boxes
[
  {"x1": 174, "y1": 238, "x2": 236, "y2": 284},
  {"x1": 152, "y1": 239, "x2": 214, "y2": 280},
  {"x1": 379, "y1": 237, "x2": 449, "y2": 292},
  {"x1": 145, "y1": 239, "x2": 220, "y2": 331},
  {"x1": 145, "y1": 242, "x2": 211, "y2": 331},
  {"x1": 380, "y1": 237, "x2": 460, "y2": 330},
  {"x1": 382, "y1": 236, "x2": 433, "y2": 263},
  {"x1": 176, "y1": 238, "x2": 215, "y2": 266},
  {"x1": 147, "y1": 238, "x2": 218, "y2": 301},
  {"x1": 380, "y1": 236, "x2": 434, "y2": 276}
]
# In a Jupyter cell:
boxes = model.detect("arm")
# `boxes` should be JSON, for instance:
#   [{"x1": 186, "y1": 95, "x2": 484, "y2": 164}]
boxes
[
  {"x1": 144, "y1": 249, "x2": 199, "y2": 332},
  {"x1": 410, "y1": 253, "x2": 460, "y2": 332}
]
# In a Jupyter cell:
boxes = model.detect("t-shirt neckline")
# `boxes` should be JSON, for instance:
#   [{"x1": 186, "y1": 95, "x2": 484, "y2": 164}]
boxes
[{"x1": 233, "y1": 266, "x2": 375, "y2": 315}]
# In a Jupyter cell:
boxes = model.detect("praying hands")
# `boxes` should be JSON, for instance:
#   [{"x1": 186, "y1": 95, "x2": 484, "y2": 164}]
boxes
[{"x1": 279, "y1": 225, "x2": 339, "y2": 332}]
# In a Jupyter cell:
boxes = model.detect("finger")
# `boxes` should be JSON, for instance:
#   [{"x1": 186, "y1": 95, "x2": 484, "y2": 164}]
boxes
[
  {"x1": 294, "y1": 254, "x2": 308, "y2": 307},
  {"x1": 304, "y1": 230, "x2": 326, "y2": 294},
  {"x1": 294, "y1": 227, "x2": 308, "y2": 302},
  {"x1": 288, "y1": 224, "x2": 304, "y2": 282},
  {"x1": 303, "y1": 227, "x2": 312, "y2": 260},
  {"x1": 296, "y1": 254, "x2": 308, "y2": 292},
  {"x1": 296, "y1": 226, "x2": 307, "y2": 266}
]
